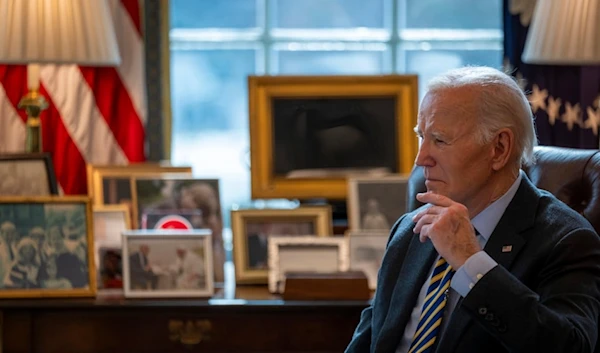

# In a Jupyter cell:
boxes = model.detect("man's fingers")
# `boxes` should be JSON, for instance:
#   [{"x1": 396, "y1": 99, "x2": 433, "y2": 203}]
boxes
[
  {"x1": 412, "y1": 205, "x2": 444, "y2": 223},
  {"x1": 419, "y1": 224, "x2": 431, "y2": 243},
  {"x1": 413, "y1": 214, "x2": 437, "y2": 234},
  {"x1": 416, "y1": 192, "x2": 454, "y2": 207}
]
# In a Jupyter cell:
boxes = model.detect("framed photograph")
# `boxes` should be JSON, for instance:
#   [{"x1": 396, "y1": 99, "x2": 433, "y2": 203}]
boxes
[
  {"x1": 122, "y1": 230, "x2": 214, "y2": 298},
  {"x1": 347, "y1": 230, "x2": 389, "y2": 290},
  {"x1": 86, "y1": 163, "x2": 192, "y2": 206},
  {"x1": 231, "y1": 206, "x2": 333, "y2": 284},
  {"x1": 268, "y1": 236, "x2": 349, "y2": 293},
  {"x1": 132, "y1": 177, "x2": 224, "y2": 283},
  {"x1": 248, "y1": 75, "x2": 419, "y2": 200},
  {"x1": 347, "y1": 175, "x2": 409, "y2": 231},
  {"x1": 0, "y1": 196, "x2": 95, "y2": 298},
  {"x1": 93, "y1": 204, "x2": 131, "y2": 290},
  {"x1": 0, "y1": 153, "x2": 58, "y2": 196}
]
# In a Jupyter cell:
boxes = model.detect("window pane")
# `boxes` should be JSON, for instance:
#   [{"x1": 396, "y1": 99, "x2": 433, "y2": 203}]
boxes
[
  {"x1": 170, "y1": 49, "x2": 256, "y2": 226},
  {"x1": 273, "y1": 0, "x2": 386, "y2": 28},
  {"x1": 403, "y1": 0, "x2": 502, "y2": 29},
  {"x1": 275, "y1": 49, "x2": 390, "y2": 74},
  {"x1": 404, "y1": 49, "x2": 503, "y2": 98},
  {"x1": 170, "y1": 0, "x2": 257, "y2": 29}
]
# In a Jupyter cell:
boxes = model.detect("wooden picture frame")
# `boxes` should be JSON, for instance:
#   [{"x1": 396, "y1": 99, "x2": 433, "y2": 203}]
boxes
[
  {"x1": 86, "y1": 164, "x2": 193, "y2": 206},
  {"x1": 231, "y1": 206, "x2": 333, "y2": 284},
  {"x1": 0, "y1": 153, "x2": 59, "y2": 196},
  {"x1": 268, "y1": 236, "x2": 349, "y2": 294},
  {"x1": 347, "y1": 175, "x2": 409, "y2": 231},
  {"x1": 0, "y1": 196, "x2": 95, "y2": 298},
  {"x1": 86, "y1": 164, "x2": 192, "y2": 228},
  {"x1": 122, "y1": 229, "x2": 214, "y2": 298},
  {"x1": 93, "y1": 204, "x2": 131, "y2": 290},
  {"x1": 248, "y1": 75, "x2": 419, "y2": 200}
]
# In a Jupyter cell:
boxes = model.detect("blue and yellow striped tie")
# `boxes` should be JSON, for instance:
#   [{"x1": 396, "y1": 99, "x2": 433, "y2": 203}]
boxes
[{"x1": 408, "y1": 257, "x2": 455, "y2": 353}]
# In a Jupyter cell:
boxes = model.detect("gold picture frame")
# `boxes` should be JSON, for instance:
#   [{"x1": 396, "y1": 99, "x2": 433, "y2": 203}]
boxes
[
  {"x1": 86, "y1": 163, "x2": 193, "y2": 206},
  {"x1": 0, "y1": 196, "x2": 96, "y2": 298},
  {"x1": 231, "y1": 206, "x2": 333, "y2": 284},
  {"x1": 86, "y1": 164, "x2": 192, "y2": 228},
  {"x1": 248, "y1": 75, "x2": 419, "y2": 200}
]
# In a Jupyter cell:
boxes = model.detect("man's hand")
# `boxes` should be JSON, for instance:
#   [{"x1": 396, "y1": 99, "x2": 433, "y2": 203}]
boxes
[{"x1": 412, "y1": 192, "x2": 481, "y2": 269}]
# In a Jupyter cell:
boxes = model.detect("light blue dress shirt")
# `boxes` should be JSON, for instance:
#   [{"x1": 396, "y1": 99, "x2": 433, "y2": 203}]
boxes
[{"x1": 396, "y1": 171, "x2": 523, "y2": 353}]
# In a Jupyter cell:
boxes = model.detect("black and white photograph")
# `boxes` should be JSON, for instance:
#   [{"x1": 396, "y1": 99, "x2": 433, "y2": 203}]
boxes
[
  {"x1": 0, "y1": 197, "x2": 94, "y2": 298},
  {"x1": 231, "y1": 207, "x2": 333, "y2": 284},
  {"x1": 268, "y1": 236, "x2": 349, "y2": 293},
  {"x1": 347, "y1": 176, "x2": 409, "y2": 231},
  {"x1": 347, "y1": 231, "x2": 388, "y2": 290},
  {"x1": 122, "y1": 230, "x2": 213, "y2": 298},
  {"x1": 272, "y1": 97, "x2": 398, "y2": 178},
  {"x1": 0, "y1": 153, "x2": 58, "y2": 196}
]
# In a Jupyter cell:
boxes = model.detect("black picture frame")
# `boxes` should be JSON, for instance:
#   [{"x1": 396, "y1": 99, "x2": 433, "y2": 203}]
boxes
[{"x1": 0, "y1": 153, "x2": 59, "y2": 196}]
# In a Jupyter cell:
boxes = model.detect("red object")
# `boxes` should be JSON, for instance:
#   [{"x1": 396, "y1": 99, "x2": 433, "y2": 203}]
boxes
[
  {"x1": 0, "y1": 0, "x2": 146, "y2": 194},
  {"x1": 154, "y1": 215, "x2": 194, "y2": 230}
]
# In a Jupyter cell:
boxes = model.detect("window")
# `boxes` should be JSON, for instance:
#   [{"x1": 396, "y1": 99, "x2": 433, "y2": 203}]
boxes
[{"x1": 169, "y1": 0, "x2": 503, "y2": 227}]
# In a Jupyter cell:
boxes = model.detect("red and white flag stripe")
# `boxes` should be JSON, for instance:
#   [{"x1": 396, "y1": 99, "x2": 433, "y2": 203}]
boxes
[{"x1": 0, "y1": 0, "x2": 146, "y2": 195}]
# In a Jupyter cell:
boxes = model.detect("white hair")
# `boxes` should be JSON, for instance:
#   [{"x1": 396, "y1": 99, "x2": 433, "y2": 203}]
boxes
[{"x1": 425, "y1": 66, "x2": 537, "y2": 166}]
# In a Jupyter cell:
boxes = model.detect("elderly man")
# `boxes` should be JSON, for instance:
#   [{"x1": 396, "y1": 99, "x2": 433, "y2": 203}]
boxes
[{"x1": 345, "y1": 66, "x2": 600, "y2": 353}]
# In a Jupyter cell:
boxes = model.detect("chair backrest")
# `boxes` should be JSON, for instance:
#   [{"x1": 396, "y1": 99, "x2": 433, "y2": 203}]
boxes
[{"x1": 406, "y1": 146, "x2": 600, "y2": 234}]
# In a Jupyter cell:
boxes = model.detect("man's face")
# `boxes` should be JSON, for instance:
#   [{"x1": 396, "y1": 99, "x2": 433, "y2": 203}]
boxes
[
  {"x1": 414, "y1": 89, "x2": 495, "y2": 208},
  {"x1": 1, "y1": 222, "x2": 17, "y2": 242}
]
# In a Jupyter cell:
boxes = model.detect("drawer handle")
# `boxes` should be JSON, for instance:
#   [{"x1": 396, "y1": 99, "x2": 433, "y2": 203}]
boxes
[{"x1": 168, "y1": 319, "x2": 212, "y2": 346}]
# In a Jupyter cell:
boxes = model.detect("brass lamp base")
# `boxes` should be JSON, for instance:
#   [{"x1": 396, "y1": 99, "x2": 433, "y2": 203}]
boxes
[{"x1": 18, "y1": 90, "x2": 48, "y2": 153}]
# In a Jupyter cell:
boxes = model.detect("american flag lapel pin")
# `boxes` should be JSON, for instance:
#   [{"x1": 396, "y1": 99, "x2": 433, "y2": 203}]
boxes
[{"x1": 502, "y1": 245, "x2": 513, "y2": 253}]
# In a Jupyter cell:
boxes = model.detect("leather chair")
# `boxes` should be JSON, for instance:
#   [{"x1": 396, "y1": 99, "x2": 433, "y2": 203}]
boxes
[{"x1": 406, "y1": 145, "x2": 600, "y2": 233}]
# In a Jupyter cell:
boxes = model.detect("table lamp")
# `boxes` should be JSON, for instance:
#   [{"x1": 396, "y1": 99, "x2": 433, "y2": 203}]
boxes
[
  {"x1": 0, "y1": 0, "x2": 121, "y2": 152},
  {"x1": 522, "y1": 0, "x2": 600, "y2": 64}
]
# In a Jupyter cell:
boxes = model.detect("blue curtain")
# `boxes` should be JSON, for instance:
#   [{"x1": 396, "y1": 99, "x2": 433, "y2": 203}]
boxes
[{"x1": 503, "y1": 0, "x2": 600, "y2": 149}]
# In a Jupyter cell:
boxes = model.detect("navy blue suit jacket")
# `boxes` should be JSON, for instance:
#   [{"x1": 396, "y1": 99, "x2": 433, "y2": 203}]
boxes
[{"x1": 346, "y1": 176, "x2": 600, "y2": 353}]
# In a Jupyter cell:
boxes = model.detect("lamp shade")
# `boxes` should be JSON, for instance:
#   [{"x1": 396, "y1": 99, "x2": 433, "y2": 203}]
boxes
[
  {"x1": 0, "y1": 0, "x2": 121, "y2": 66},
  {"x1": 522, "y1": 0, "x2": 600, "y2": 65}
]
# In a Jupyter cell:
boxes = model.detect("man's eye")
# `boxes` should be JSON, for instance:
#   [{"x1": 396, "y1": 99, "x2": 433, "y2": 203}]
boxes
[{"x1": 434, "y1": 138, "x2": 446, "y2": 144}]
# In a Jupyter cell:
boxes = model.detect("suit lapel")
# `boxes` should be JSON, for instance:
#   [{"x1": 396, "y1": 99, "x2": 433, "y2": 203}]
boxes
[
  {"x1": 435, "y1": 175, "x2": 540, "y2": 353},
  {"x1": 374, "y1": 233, "x2": 437, "y2": 353}
]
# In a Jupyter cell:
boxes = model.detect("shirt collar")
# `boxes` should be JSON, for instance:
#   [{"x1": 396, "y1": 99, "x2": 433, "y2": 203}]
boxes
[{"x1": 471, "y1": 170, "x2": 523, "y2": 243}]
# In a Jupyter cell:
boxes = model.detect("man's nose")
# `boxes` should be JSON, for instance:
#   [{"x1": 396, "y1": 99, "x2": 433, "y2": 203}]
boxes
[{"x1": 415, "y1": 141, "x2": 433, "y2": 167}]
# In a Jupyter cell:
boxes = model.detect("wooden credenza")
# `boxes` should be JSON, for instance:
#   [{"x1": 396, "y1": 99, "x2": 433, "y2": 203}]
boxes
[{"x1": 0, "y1": 286, "x2": 369, "y2": 353}]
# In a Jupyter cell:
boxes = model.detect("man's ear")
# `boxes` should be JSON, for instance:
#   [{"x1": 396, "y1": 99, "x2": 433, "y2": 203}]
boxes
[{"x1": 491, "y1": 128, "x2": 514, "y2": 171}]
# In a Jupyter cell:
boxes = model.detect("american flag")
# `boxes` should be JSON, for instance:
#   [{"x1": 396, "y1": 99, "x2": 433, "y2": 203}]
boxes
[{"x1": 0, "y1": 0, "x2": 146, "y2": 195}]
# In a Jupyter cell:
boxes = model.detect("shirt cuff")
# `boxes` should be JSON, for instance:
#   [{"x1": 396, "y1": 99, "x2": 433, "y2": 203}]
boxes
[{"x1": 450, "y1": 251, "x2": 498, "y2": 297}]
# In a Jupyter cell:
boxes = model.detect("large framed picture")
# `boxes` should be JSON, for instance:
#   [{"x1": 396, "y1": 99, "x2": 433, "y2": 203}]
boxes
[
  {"x1": 248, "y1": 75, "x2": 419, "y2": 200},
  {"x1": 122, "y1": 230, "x2": 214, "y2": 298},
  {"x1": 132, "y1": 177, "x2": 225, "y2": 283},
  {"x1": 347, "y1": 175, "x2": 409, "y2": 231},
  {"x1": 231, "y1": 206, "x2": 333, "y2": 284},
  {"x1": 0, "y1": 153, "x2": 58, "y2": 196},
  {"x1": 93, "y1": 204, "x2": 131, "y2": 290},
  {"x1": 268, "y1": 236, "x2": 349, "y2": 293},
  {"x1": 0, "y1": 196, "x2": 95, "y2": 298},
  {"x1": 347, "y1": 230, "x2": 389, "y2": 290}
]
